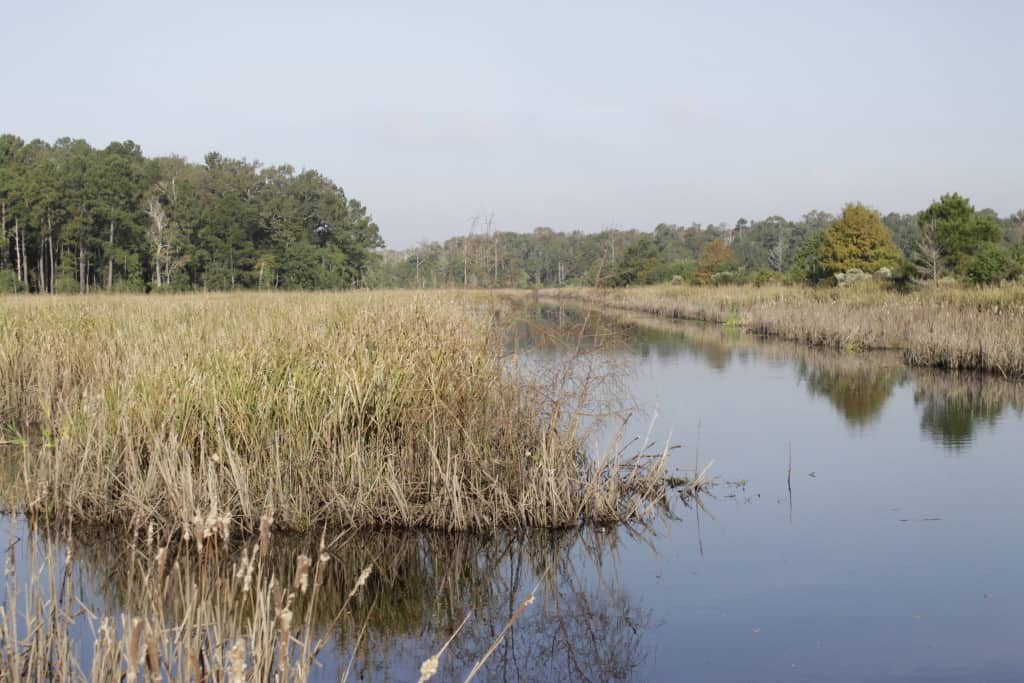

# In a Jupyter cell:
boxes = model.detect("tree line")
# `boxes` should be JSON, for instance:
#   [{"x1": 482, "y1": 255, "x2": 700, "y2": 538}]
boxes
[
  {"x1": 369, "y1": 197, "x2": 1024, "y2": 288},
  {"x1": 0, "y1": 134, "x2": 382, "y2": 294}
]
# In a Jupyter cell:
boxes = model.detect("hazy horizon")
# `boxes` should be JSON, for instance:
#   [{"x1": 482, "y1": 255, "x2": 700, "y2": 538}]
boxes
[{"x1": 4, "y1": 0, "x2": 1022, "y2": 249}]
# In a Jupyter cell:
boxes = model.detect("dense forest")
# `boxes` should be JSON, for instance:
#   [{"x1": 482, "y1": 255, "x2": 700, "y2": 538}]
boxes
[
  {"x1": 3, "y1": 134, "x2": 1022, "y2": 294},
  {"x1": 370, "y1": 200, "x2": 1024, "y2": 289},
  {"x1": 0, "y1": 134, "x2": 382, "y2": 293}
]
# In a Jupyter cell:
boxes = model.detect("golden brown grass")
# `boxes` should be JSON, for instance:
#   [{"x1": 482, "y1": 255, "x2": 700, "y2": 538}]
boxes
[
  {"x1": 0, "y1": 291, "x2": 667, "y2": 534},
  {"x1": 545, "y1": 283, "x2": 1024, "y2": 376}
]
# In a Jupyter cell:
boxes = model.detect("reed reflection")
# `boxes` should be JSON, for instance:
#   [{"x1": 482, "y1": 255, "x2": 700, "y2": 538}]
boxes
[{"x1": 53, "y1": 522, "x2": 652, "y2": 681}]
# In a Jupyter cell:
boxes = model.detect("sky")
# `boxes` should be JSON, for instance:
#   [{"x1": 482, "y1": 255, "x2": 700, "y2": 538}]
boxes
[{"x1": 3, "y1": 0, "x2": 1022, "y2": 248}]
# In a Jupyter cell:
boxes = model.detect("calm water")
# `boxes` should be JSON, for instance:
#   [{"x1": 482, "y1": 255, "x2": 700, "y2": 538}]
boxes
[{"x1": 3, "y1": 304, "x2": 1023, "y2": 681}]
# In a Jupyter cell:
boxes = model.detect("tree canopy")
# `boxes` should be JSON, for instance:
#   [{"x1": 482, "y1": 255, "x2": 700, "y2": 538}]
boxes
[
  {"x1": 0, "y1": 133, "x2": 382, "y2": 293},
  {"x1": 817, "y1": 203, "x2": 903, "y2": 275},
  {"x1": 918, "y1": 193, "x2": 1001, "y2": 272}
]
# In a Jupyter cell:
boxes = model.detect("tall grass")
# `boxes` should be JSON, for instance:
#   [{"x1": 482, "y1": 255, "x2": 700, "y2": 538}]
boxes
[
  {"x1": 547, "y1": 283, "x2": 1024, "y2": 376},
  {"x1": 0, "y1": 291, "x2": 666, "y2": 533}
]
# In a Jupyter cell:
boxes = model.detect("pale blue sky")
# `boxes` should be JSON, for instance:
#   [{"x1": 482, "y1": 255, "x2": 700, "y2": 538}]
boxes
[{"x1": 3, "y1": 1, "x2": 1021, "y2": 247}]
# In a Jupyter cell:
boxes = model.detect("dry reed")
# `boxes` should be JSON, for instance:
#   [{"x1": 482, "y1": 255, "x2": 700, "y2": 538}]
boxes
[{"x1": 0, "y1": 291, "x2": 667, "y2": 534}]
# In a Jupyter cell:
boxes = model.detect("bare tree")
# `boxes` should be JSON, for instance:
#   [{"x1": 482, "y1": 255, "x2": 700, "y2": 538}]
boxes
[
  {"x1": 145, "y1": 196, "x2": 171, "y2": 288},
  {"x1": 914, "y1": 220, "x2": 943, "y2": 282},
  {"x1": 768, "y1": 228, "x2": 789, "y2": 272},
  {"x1": 106, "y1": 220, "x2": 115, "y2": 290},
  {"x1": 0, "y1": 202, "x2": 5, "y2": 274},
  {"x1": 13, "y1": 217, "x2": 23, "y2": 284}
]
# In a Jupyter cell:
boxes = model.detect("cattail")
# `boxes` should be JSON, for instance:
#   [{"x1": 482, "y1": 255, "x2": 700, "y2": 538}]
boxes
[
  {"x1": 145, "y1": 631, "x2": 160, "y2": 679},
  {"x1": 241, "y1": 548, "x2": 256, "y2": 593},
  {"x1": 347, "y1": 565, "x2": 373, "y2": 600},
  {"x1": 258, "y1": 514, "x2": 272, "y2": 562},
  {"x1": 227, "y1": 639, "x2": 247, "y2": 683},
  {"x1": 154, "y1": 546, "x2": 168, "y2": 589},
  {"x1": 294, "y1": 555, "x2": 312, "y2": 594},
  {"x1": 125, "y1": 617, "x2": 143, "y2": 682},
  {"x1": 276, "y1": 607, "x2": 294, "y2": 675},
  {"x1": 220, "y1": 512, "x2": 232, "y2": 541}
]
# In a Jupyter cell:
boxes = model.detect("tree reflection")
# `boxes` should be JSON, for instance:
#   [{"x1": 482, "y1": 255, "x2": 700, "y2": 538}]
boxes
[
  {"x1": 911, "y1": 370, "x2": 1024, "y2": 448},
  {"x1": 800, "y1": 362, "x2": 902, "y2": 427},
  {"x1": 514, "y1": 301, "x2": 1024, "y2": 449}
]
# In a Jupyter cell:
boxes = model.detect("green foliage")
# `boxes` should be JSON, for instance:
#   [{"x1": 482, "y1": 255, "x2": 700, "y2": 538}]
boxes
[
  {"x1": 606, "y1": 236, "x2": 661, "y2": 286},
  {"x1": 882, "y1": 212, "x2": 920, "y2": 257},
  {"x1": 0, "y1": 269, "x2": 24, "y2": 293},
  {"x1": 0, "y1": 133, "x2": 381, "y2": 293},
  {"x1": 919, "y1": 193, "x2": 1001, "y2": 272},
  {"x1": 786, "y1": 231, "x2": 828, "y2": 284},
  {"x1": 818, "y1": 203, "x2": 902, "y2": 276},
  {"x1": 964, "y1": 243, "x2": 1012, "y2": 285}
]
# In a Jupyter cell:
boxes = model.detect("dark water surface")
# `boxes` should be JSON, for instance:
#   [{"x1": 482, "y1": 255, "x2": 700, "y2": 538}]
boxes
[{"x1": 3, "y1": 304, "x2": 1023, "y2": 681}]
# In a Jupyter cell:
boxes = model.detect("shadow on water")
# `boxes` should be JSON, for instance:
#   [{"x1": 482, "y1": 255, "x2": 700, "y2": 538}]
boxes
[{"x1": 507, "y1": 298, "x2": 1024, "y2": 450}]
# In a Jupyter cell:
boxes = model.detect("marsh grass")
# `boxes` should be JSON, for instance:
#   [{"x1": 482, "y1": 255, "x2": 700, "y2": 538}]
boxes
[
  {"x1": 548, "y1": 283, "x2": 1024, "y2": 376},
  {"x1": 0, "y1": 291, "x2": 667, "y2": 534}
]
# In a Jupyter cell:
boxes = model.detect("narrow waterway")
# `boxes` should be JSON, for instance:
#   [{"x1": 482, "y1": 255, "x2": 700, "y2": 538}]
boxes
[{"x1": 3, "y1": 303, "x2": 1022, "y2": 681}]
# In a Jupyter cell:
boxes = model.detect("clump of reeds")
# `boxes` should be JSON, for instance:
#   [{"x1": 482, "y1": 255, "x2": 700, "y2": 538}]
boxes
[
  {"x1": 546, "y1": 283, "x2": 1024, "y2": 376},
  {"x1": 0, "y1": 291, "x2": 666, "y2": 533}
]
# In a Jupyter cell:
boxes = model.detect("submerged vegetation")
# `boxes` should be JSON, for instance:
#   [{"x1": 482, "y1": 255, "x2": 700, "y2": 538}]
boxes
[
  {"x1": 0, "y1": 291, "x2": 668, "y2": 534},
  {"x1": 544, "y1": 283, "x2": 1024, "y2": 376}
]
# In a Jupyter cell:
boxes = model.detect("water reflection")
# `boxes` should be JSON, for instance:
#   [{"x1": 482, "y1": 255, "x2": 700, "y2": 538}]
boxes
[
  {"x1": 801, "y1": 362, "x2": 902, "y2": 428},
  {"x1": 8, "y1": 520, "x2": 652, "y2": 681},
  {"x1": 913, "y1": 372, "x2": 1024, "y2": 448},
  {"x1": 511, "y1": 299, "x2": 1024, "y2": 449}
]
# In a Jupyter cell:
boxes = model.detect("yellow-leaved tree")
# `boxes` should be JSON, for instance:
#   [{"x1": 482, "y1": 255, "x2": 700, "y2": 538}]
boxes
[{"x1": 818, "y1": 203, "x2": 902, "y2": 275}]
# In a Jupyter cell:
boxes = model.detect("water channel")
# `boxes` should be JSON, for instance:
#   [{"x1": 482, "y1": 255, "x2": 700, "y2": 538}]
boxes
[{"x1": 3, "y1": 302, "x2": 1022, "y2": 681}]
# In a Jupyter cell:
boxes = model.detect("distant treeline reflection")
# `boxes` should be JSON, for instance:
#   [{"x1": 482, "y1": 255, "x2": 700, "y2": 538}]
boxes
[{"x1": 510, "y1": 300, "x2": 1024, "y2": 449}]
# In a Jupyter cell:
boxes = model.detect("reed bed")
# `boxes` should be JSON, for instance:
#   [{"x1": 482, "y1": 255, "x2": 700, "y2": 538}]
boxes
[
  {"x1": 546, "y1": 283, "x2": 1024, "y2": 376},
  {"x1": 0, "y1": 291, "x2": 666, "y2": 534}
]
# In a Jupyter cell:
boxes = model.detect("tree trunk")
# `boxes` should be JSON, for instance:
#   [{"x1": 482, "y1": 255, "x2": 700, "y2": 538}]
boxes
[
  {"x1": 48, "y1": 234, "x2": 55, "y2": 294},
  {"x1": 38, "y1": 246, "x2": 44, "y2": 294},
  {"x1": 107, "y1": 221, "x2": 114, "y2": 290},
  {"x1": 155, "y1": 243, "x2": 162, "y2": 288},
  {"x1": 0, "y1": 202, "x2": 6, "y2": 271},
  {"x1": 14, "y1": 218, "x2": 23, "y2": 284},
  {"x1": 79, "y1": 241, "x2": 86, "y2": 294}
]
